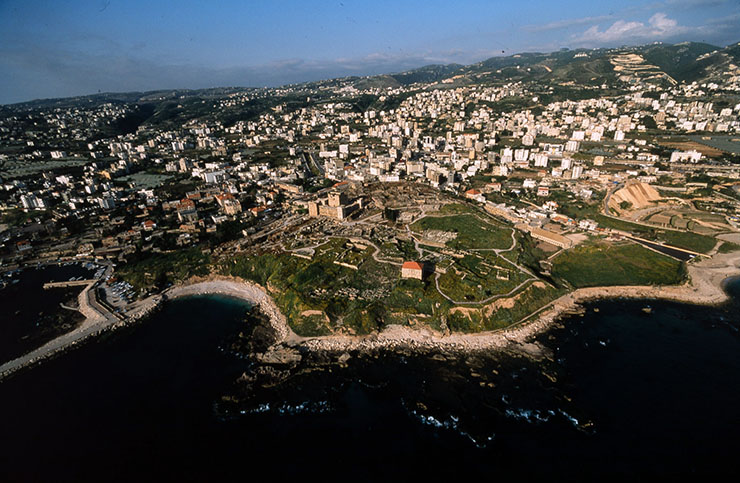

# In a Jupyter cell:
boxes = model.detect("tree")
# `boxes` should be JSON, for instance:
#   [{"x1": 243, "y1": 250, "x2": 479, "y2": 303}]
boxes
[
  {"x1": 383, "y1": 208, "x2": 399, "y2": 222},
  {"x1": 154, "y1": 270, "x2": 169, "y2": 290},
  {"x1": 643, "y1": 116, "x2": 657, "y2": 129}
]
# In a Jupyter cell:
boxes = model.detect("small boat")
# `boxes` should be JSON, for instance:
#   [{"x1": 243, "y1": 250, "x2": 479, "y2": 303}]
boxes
[{"x1": 641, "y1": 306, "x2": 652, "y2": 314}]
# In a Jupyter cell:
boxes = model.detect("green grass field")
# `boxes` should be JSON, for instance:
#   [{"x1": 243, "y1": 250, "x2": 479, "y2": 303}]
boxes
[
  {"x1": 119, "y1": 248, "x2": 211, "y2": 294},
  {"x1": 436, "y1": 254, "x2": 527, "y2": 302},
  {"x1": 718, "y1": 241, "x2": 740, "y2": 254},
  {"x1": 551, "y1": 241, "x2": 687, "y2": 288},
  {"x1": 594, "y1": 214, "x2": 717, "y2": 254},
  {"x1": 658, "y1": 230, "x2": 717, "y2": 254},
  {"x1": 410, "y1": 214, "x2": 512, "y2": 250},
  {"x1": 437, "y1": 203, "x2": 478, "y2": 215}
]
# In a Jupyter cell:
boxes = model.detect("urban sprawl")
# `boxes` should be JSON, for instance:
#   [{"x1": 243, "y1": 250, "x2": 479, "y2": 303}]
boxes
[{"x1": 2, "y1": 42, "x2": 740, "y2": 339}]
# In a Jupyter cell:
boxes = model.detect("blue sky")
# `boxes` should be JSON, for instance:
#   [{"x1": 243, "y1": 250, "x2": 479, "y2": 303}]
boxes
[{"x1": 1, "y1": 0, "x2": 738, "y2": 104}]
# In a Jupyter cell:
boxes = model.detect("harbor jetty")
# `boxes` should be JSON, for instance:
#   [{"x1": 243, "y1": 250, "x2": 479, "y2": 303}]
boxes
[{"x1": 43, "y1": 279, "x2": 97, "y2": 289}]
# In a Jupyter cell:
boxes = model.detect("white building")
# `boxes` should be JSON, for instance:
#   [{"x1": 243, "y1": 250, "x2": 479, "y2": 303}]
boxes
[
  {"x1": 533, "y1": 153, "x2": 549, "y2": 167},
  {"x1": 669, "y1": 150, "x2": 702, "y2": 163},
  {"x1": 572, "y1": 165, "x2": 584, "y2": 179}
]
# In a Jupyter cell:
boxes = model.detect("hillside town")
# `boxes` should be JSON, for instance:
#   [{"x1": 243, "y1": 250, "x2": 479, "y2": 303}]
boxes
[
  {"x1": 8, "y1": 0, "x2": 740, "y2": 475},
  {"x1": 1, "y1": 43, "x2": 740, "y2": 338}
]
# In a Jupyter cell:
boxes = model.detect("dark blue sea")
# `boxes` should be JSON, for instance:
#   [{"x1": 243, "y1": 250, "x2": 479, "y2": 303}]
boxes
[
  {"x1": 0, "y1": 264, "x2": 93, "y2": 363},
  {"x1": 1, "y1": 276, "x2": 740, "y2": 481}
]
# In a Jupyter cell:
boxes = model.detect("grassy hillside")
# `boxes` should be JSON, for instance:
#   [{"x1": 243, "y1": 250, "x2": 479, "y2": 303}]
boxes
[
  {"x1": 593, "y1": 214, "x2": 717, "y2": 253},
  {"x1": 641, "y1": 42, "x2": 719, "y2": 82},
  {"x1": 552, "y1": 241, "x2": 687, "y2": 288},
  {"x1": 410, "y1": 214, "x2": 512, "y2": 250}
]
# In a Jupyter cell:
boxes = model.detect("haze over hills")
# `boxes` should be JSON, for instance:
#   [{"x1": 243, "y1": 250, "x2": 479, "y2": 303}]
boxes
[
  {"x1": 368, "y1": 41, "x2": 739, "y2": 88},
  {"x1": 3, "y1": 41, "x2": 739, "y2": 112},
  {"x1": 4, "y1": 1, "x2": 740, "y2": 480}
]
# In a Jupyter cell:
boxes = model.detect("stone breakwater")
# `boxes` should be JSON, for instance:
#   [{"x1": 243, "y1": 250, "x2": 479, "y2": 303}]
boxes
[
  {"x1": 0, "y1": 282, "x2": 117, "y2": 380},
  {"x1": 123, "y1": 294, "x2": 165, "y2": 323},
  {"x1": 0, "y1": 283, "x2": 166, "y2": 381}
]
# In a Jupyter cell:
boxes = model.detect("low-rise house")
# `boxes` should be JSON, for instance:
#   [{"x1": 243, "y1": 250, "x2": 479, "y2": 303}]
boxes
[{"x1": 401, "y1": 261, "x2": 424, "y2": 280}]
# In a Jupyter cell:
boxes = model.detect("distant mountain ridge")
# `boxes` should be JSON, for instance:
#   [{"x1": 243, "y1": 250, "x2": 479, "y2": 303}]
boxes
[
  {"x1": 3, "y1": 41, "x2": 739, "y2": 110},
  {"x1": 382, "y1": 41, "x2": 735, "y2": 87}
]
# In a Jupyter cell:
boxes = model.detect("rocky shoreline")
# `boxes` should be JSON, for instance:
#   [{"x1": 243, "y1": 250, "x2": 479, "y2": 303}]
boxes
[
  {"x1": 2, "y1": 250, "x2": 737, "y2": 383},
  {"x1": 158, "y1": 249, "x2": 740, "y2": 359}
]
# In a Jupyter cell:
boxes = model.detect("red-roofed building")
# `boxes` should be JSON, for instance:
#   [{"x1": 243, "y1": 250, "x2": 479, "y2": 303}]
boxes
[
  {"x1": 250, "y1": 205, "x2": 268, "y2": 217},
  {"x1": 179, "y1": 198, "x2": 196, "y2": 210},
  {"x1": 401, "y1": 261, "x2": 424, "y2": 280},
  {"x1": 215, "y1": 193, "x2": 234, "y2": 205},
  {"x1": 465, "y1": 189, "x2": 485, "y2": 202}
]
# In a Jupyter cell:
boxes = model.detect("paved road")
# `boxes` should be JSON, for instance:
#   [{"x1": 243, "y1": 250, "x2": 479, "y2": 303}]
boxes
[
  {"x1": 307, "y1": 151, "x2": 325, "y2": 176},
  {"x1": 432, "y1": 229, "x2": 543, "y2": 304},
  {"x1": 603, "y1": 182, "x2": 622, "y2": 216}
]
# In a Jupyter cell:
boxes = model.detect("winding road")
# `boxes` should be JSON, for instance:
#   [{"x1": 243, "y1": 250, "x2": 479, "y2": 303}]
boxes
[
  {"x1": 281, "y1": 207, "x2": 543, "y2": 308},
  {"x1": 433, "y1": 229, "x2": 542, "y2": 305}
]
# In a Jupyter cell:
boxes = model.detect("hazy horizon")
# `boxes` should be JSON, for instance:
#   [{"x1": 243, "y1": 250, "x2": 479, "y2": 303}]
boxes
[{"x1": 1, "y1": 0, "x2": 739, "y2": 105}]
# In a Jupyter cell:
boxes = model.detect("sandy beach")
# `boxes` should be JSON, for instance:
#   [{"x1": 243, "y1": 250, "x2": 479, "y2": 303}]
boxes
[
  {"x1": 163, "y1": 277, "x2": 300, "y2": 343},
  {"x1": 159, "y1": 249, "x2": 740, "y2": 355}
]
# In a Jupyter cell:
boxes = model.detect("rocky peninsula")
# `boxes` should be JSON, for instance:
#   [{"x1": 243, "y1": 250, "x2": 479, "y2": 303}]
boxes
[
  {"x1": 158, "y1": 249, "x2": 740, "y2": 357},
  {"x1": 2, "y1": 249, "x2": 738, "y2": 382}
]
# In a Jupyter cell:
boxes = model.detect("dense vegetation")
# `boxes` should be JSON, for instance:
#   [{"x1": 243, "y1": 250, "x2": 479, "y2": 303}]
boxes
[
  {"x1": 410, "y1": 213, "x2": 512, "y2": 250},
  {"x1": 118, "y1": 248, "x2": 211, "y2": 294},
  {"x1": 552, "y1": 241, "x2": 687, "y2": 288},
  {"x1": 593, "y1": 214, "x2": 717, "y2": 253}
]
